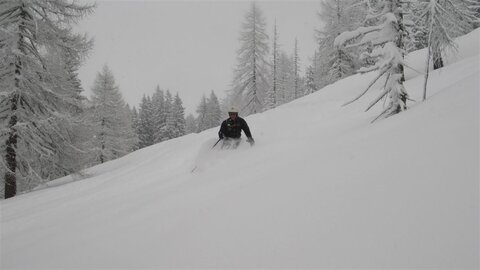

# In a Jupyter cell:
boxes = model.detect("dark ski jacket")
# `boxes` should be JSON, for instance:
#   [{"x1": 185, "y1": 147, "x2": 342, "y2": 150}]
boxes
[{"x1": 218, "y1": 116, "x2": 252, "y2": 139}]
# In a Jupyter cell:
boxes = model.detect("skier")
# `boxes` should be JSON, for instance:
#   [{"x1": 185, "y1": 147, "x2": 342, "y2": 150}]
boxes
[{"x1": 218, "y1": 107, "x2": 255, "y2": 148}]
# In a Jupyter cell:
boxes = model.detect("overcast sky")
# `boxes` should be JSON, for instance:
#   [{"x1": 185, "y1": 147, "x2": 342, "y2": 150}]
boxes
[{"x1": 76, "y1": 0, "x2": 322, "y2": 115}]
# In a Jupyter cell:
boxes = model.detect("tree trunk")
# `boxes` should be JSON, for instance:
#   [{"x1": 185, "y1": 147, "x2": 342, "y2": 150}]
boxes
[
  {"x1": 5, "y1": 91, "x2": 19, "y2": 199},
  {"x1": 100, "y1": 118, "x2": 105, "y2": 164},
  {"x1": 394, "y1": 0, "x2": 407, "y2": 109},
  {"x1": 397, "y1": 2, "x2": 406, "y2": 83},
  {"x1": 4, "y1": 4, "x2": 28, "y2": 198},
  {"x1": 433, "y1": 49, "x2": 444, "y2": 69},
  {"x1": 272, "y1": 21, "x2": 277, "y2": 106},
  {"x1": 5, "y1": 105, "x2": 18, "y2": 199}
]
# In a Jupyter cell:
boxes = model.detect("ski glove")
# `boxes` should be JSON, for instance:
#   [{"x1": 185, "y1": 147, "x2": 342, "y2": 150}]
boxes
[
  {"x1": 219, "y1": 132, "x2": 224, "y2": 139},
  {"x1": 247, "y1": 137, "x2": 255, "y2": 146}
]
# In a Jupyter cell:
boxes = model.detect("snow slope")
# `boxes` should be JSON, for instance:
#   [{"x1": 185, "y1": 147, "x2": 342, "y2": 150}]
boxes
[{"x1": 1, "y1": 30, "x2": 479, "y2": 269}]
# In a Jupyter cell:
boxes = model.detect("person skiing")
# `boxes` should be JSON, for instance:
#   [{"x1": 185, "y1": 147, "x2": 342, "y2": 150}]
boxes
[{"x1": 218, "y1": 107, "x2": 255, "y2": 148}]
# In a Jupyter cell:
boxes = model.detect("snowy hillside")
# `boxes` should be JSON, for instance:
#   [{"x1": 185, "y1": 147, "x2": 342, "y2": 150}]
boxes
[{"x1": 1, "y1": 30, "x2": 478, "y2": 269}]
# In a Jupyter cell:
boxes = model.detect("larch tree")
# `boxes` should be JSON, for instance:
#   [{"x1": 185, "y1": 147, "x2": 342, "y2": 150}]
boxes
[
  {"x1": 231, "y1": 2, "x2": 270, "y2": 115},
  {"x1": 276, "y1": 51, "x2": 295, "y2": 105},
  {"x1": 293, "y1": 38, "x2": 300, "y2": 99},
  {"x1": 424, "y1": 0, "x2": 477, "y2": 70},
  {"x1": 417, "y1": 0, "x2": 479, "y2": 100},
  {"x1": 90, "y1": 65, "x2": 134, "y2": 164},
  {"x1": 335, "y1": 0, "x2": 410, "y2": 122},
  {"x1": 265, "y1": 20, "x2": 279, "y2": 110},
  {"x1": 316, "y1": 0, "x2": 365, "y2": 84},
  {"x1": 311, "y1": 48, "x2": 330, "y2": 90},
  {"x1": 0, "y1": 0, "x2": 94, "y2": 198},
  {"x1": 41, "y1": 32, "x2": 94, "y2": 181}
]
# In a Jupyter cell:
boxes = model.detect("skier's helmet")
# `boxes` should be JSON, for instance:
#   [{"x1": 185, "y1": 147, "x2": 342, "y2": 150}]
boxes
[{"x1": 228, "y1": 106, "x2": 238, "y2": 115}]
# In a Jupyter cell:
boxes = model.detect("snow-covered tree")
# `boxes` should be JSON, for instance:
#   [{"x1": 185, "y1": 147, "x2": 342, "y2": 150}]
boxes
[
  {"x1": 196, "y1": 95, "x2": 209, "y2": 132},
  {"x1": 402, "y1": 1, "x2": 428, "y2": 52},
  {"x1": 316, "y1": 0, "x2": 365, "y2": 85},
  {"x1": 230, "y1": 2, "x2": 270, "y2": 115},
  {"x1": 276, "y1": 51, "x2": 295, "y2": 105},
  {"x1": 293, "y1": 38, "x2": 301, "y2": 99},
  {"x1": 417, "y1": 0, "x2": 479, "y2": 100},
  {"x1": 38, "y1": 31, "x2": 93, "y2": 181},
  {"x1": 135, "y1": 88, "x2": 186, "y2": 145},
  {"x1": 265, "y1": 20, "x2": 280, "y2": 110},
  {"x1": 151, "y1": 87, "x2": 166, "y2": 143},
  {"x1": 131, "y1": 106, "x2": 140, "y2": 150},
  {"x1": 185, "y1": 114, "x2": 197, "y2": 134},
  {"x1": 90, "y1": 65, "x2": 134, "y2": 163},
  {"x1": 137, "y1": 95, "x2": 155, "y2": 148},
  {"x1": 195, "y1": 91, "x2": 222, "y2": 132},
  {"x1": 0, "y1": 0, "x2": 94, "y2": 198},
  {"x1": 311, "y1": 48, "x2": 329, "y2": 90},
  {"x1": 304, "y1": 65, "x2": 318, "y2": 95},
  {"x1": 420, "y1": 0, "x2": 478, "y2": 71},
  {"x1": 335, "y1": 0, "x2": 409, "y2": 121},
  {"x1": 173, "y1": 93, "x2": 186, "y2": 137},
  {"x1": 206, "y1": 90, "x2": 222, "y2": 129},
  {"x1": 157, "y1": 90, "x2": 174, "y2": 141},
  {"x1": 124, "y1": 104, "x2": 139, "y2": 151}
]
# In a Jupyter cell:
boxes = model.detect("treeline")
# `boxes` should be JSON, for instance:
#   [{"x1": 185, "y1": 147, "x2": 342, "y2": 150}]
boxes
[
  {"x1": 0, "y1": 1, "x2": 98, "y2": 198},
  {"x1": 133, "y1": 86, "x2": 186, "y2": 149},
  {"x1": 224, "y1": 1, "x2": 479, "y2": 117},
  {"x1": 0, "y1": 1, "x2": 190, "y2": 199}
]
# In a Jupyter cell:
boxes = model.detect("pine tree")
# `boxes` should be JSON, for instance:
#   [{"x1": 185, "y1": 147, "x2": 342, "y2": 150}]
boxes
[
  {"x1": 131, "y1": 106, "x2": 140, "y2": 150},
  {"x1": 185, "y1": 114, "x2": 197, "y2": 134},
  {"x1": 312, "y1": 48, "x2": 330, "y2": 89},
  {"x1": 134, "y1": 89, "x2": 186, "y2": 143},
  {"x1": 171, "y1": 93, "x2": 186, "y2": 138},
  {"x1": 304, "y1": 65, "x2": 318, "y2": 95},
  {"x1": 151, "y1": 86, "x2": 166, "y2": 143},
  {"x1": 157, "y1": 90, "x2": 173, "y2": 142},
  {"x1": 160, "y1": 108, "x2": 175, "y2": 142},
  {"x1": 137, "y1": 95, "x2": 155, "y2": 148},
  {"x1": 196, "y1": 95, "x2": 209, "y2": 132},
  {"x1": 0, "y1": 0, "x2": 94, "y2": 198},
  {"x1": 231, "y1": 2, "x2": 270, "y2": 115},
  {"x1": 206, "y1": 90, "x2": 222, "y2": 129},
  {"x1": 123, "y1": 104, "x2": 138, "y2": 151},
  {"x1": 335, "y1": 0, "x2": 409, "y2": 121},
  {"x1": 90, "y1": 65, "x2": 134, "y2": 163}
]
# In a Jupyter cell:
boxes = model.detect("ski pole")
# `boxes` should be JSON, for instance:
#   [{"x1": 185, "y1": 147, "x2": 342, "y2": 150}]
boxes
[{"x1": 211, "y1": 138, "x2": 222, "y2": 149}]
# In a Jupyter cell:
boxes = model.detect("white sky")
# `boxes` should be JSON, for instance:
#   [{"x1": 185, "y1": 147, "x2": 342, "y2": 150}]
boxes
[{"x1": 76, "y1": 0, "x2": 322, "y2": 115}]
